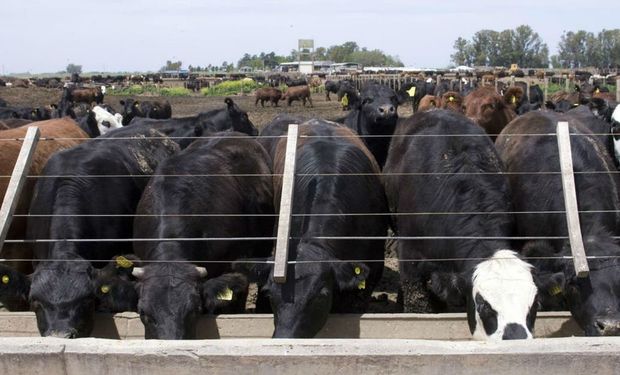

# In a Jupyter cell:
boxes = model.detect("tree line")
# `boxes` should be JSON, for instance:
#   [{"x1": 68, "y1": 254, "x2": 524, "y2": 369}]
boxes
[{"x1": 452, "y1": 25, "x2": 620, "y2": 69}]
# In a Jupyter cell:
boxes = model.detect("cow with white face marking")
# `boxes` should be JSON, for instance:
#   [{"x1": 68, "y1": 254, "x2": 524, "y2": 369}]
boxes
[
  {"x1": 496, "y1": 111, "x2": 620, "y2": 336},
  {"x1": 383, "y1": 109, "x2": 541, "y2": 340},
  {"x1": 612, "y1": 105, "x2": 620, "y2": 166}
]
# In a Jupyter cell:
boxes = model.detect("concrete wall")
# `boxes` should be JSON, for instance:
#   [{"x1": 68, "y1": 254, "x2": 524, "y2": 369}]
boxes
[
  {"x1": 0, "y1": 312, "x2": 582, "y2": 340},
  {"x1": 0, "y1": 337, "x2": 619, "y2": 375}
]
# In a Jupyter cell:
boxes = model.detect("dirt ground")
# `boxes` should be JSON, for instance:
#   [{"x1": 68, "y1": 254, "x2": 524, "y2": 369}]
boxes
[{"x1": 0, "y1": 86, "x2": 409, "y2": 313}]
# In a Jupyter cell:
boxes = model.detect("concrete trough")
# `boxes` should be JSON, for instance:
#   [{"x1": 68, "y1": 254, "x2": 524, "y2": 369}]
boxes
[
  {"x1": 0, "y1": 311, "x2": 582, "y2": 339},
  {"x1": 0, "y1": 336, "x2": 619, "y2": 375}
]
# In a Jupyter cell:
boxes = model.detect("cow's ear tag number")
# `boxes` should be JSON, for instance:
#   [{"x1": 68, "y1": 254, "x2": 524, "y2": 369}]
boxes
[
  {"x1": 358, "y1": 280, "x2": 366, "y2": 290},
  {"x1": 217, "y1": 288, "x2": 234, "y2": 301},
  {"x1": 549, "y1": 285, "x2": 562, "y2": 296}
]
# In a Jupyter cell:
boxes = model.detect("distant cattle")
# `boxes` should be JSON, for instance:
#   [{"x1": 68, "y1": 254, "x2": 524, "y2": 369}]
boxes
[
  {"x1": 119, "y1": 99, "x2": 172, "y2": 125},
  {"x1": 0, "y1": 118, "x2": 89, "y2": 277},
  {"x1": 67, "y1": 86, "x2": 105, "y2": 105},
  {"x1": 239, "y1": 121, "x2": 388, "y2": 338},
  {"x1": 285, "y1": 77, "x2": 307, "y2": 87},
  {"x1": 131, "y1": 133, "x2": 274, "y2": 339},
  {"x1": 129, "y1": 98, "x2": 257, "y2": 148},
  {"x1": 20, "y1": 126, "x2": 179, "y2": 338},
  {"x1": 496, "y1": 111, "x2": 620, "y2": 336},
  {"x1": 254, "y1": 87, "x2": 283, "y2": 107},
  {"x1": 325, "y1": 80, "x2": 340, "y2": 101},
  {"x1": 464, "y1": 86, "x2": 516, "y2": 140},
  {"x1": 343, "y1": 83, "x2": 399, "y2": 168},
  {"x1": 384, "y1": 109, "x2": 541, "y2": 340},
  {"x1": 281, "y1": 85, "x2": 313, "y2": 107}
]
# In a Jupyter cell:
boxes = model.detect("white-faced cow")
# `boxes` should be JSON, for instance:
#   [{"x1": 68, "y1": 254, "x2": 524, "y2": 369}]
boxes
[
  {"x1": 496, "y1": 111, "x2": 620, "y2": 336},
  {"x1": 383, "y1": 109, "x2": 540, "y2": 340}
]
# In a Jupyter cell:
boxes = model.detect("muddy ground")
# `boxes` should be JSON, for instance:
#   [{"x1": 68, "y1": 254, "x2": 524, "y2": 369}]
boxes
[{"x1": 0, "y1": 86, "x2": 411, "y2": 313}]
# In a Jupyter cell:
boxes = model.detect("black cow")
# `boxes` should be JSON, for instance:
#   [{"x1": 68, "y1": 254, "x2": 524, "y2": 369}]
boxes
[
  {"x1": 131, "y1": 133, "x2": 274, "y2": 339},
  {"x1": 238, "y1": 121, "x2": 388, "y2": 338},
  {"x1": 496, "y1": 111, "x2": 620, "y2": 336},
  {"x1": 325, "y1": 80, "x2": 340, "y2": 101},
  {"x1": 258, "y1": 114, "x2": 307, "y2": 160},
  {"x1": 383, "y1": 109, "x2": 541, "y2": 340},
  {"x1": 120, "y1": 99, "x2": 172, "y2": 125},
  {"x1": 566, "y1": 105, "x2": 616, "y2": 166},
  {"x1": 0, "y1": 97, "x2": 7, "y2": 107},
  {"x1": 343, "y1": 83, "x2": 399, "y2": 168},
  {"x1": 22, "y1": 126, "x2": 179, "y2": 338},
  {"x1": 129, "y1": 98, "x2": 257, "y2": 148}
]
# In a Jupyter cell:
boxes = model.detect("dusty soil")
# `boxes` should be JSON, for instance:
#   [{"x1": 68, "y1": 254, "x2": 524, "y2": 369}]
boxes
[{"x1": 0, "y1": 86, "x2": 409, "y2": 313}]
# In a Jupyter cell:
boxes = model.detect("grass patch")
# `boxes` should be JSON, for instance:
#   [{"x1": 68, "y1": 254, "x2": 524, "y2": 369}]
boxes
[
  {"x1": 107, "y1": 85, "x2": 191, "y2": 97},
  {"x1": 202, "y1": 79, "x2": 262, "y2": 96}
]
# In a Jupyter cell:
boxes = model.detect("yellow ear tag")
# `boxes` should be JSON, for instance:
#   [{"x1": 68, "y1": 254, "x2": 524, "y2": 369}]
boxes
[
  {"x1": 1, "y1": 275, "x2": 9, "y2": 284},
  {"x1": 549, "y1": 285, "x2": 562, "y2": 296},
  {"x1": 595, "y1": 88, "x2": 600, "y2": 93},
  {"x1": 358, "y1": 280, "x2": 366, "y2": 290},
  {"x1": 354, "y1": 267, "x2": 361, "y2": 275},
  {"x1": 407, "y1": 86, "x2": 416, "y2": 97},
  {"x1": 100, "y1": 285, "x2": 110, "y2": 294},
  {"x1": 511, "y1": 96, "x2": 517, "y2": 104},
  {"x1": 217, "y1": 288, "x2": 233, "y2": 301},
  {"x1": 116, "y1": 256, "x2": 134, "y2": 269},
  {"x1": 449, "y1": 96, "x2": 454, "y2": 102}
]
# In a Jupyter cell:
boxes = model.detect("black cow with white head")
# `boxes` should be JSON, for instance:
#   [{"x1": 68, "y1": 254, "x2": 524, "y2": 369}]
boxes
[
  {"x1": 343, "y1": 83, "x2": 400, "y2": 168},
  {"x1": 384, "y1": 110, "x2": 541, "y2": 340},
  {"x1": 496, "y1": 110, "x2": 620, "y2": 336}
]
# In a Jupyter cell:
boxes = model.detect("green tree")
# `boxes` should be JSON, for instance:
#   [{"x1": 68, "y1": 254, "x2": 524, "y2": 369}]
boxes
[
  {"x1": 66, "y1": 63, "x2": 82, "y2": 75},
  {"x1": 159, "y1": 60, "x2": 182, "y2": 72},
  {"x1": 450, "y1": 37, "x2": 473, "y2": 66}
]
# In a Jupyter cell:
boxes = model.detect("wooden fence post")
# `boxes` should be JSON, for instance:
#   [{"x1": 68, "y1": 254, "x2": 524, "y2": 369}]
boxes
[
  {"x1": 0, "y1": 127, "x2": 40, "y2": 250},
  {"x1": 544, "y1": 77, "x2": 549, "y2": 103},
  {"x1": 616, "y1": 78, "x2": 620, "y2": 103},
  {"x1": 557, "y1": 121, "x2": 589, "y2": 278},
  {"x1": 273, "y1": 124, "x2": 299, "y2": 283}
]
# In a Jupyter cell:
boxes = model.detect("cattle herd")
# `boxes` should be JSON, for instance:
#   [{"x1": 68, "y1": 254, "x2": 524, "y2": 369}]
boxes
[{"x1": 0, "y1": 74, "x2": 620, "y2": 342}]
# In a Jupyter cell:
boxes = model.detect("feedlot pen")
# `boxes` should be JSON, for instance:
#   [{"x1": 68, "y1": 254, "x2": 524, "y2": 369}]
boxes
[{"x1": 1, "y1": 124, "x2": 620, "y2": 374}]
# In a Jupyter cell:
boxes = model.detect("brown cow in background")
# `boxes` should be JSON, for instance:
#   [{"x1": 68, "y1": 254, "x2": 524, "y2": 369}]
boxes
[
  {"x1": 464, "y1": 86, "x2": 516, "y2": 140},
  {"x1": 255, "y1": 87, "x2": 283, "y2": 107},
  {"x1": 439, "y1": 91, "x2": 464, "y2": 113},
  {"x1": 0, "y1": 118, "x2": 89, "y2": 275},
  {"x1": 417, "y1": 95, "x2": 440, "y2": 112},
  {"x1": 281, "y1": 85, "x2": 313, "y2": 107}
]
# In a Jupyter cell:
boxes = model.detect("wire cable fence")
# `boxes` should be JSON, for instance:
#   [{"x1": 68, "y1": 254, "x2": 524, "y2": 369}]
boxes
[{"x1": 1, "y1": 123, "x2": 618, "y2": 270}]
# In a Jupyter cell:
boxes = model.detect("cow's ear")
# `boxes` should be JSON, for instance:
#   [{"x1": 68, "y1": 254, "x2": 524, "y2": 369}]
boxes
[
  {"x1": 331, "y1": 262, "x2": 369, "y2": 291},
  {"x1": 224, "y1": 97, "x2": 234, "y2": 110},
  {"x1": 119, "y1": 100, "x2": 125, "y2": 106},
  {"x1": 535, "y1": 271, "x2": 566, "y2": 301},
  {"x1": 0, "y1": 264, "x2": 31, "y2": 311},
  {"x1": 232, "y1": 258, "x2": 272, "y2": 285},
  {"x1": 428, "y1": 271, "x2": 467, "y2": 306},
  {"x1": 201, "y1": 273, "x2": 249, "y2": 314}
]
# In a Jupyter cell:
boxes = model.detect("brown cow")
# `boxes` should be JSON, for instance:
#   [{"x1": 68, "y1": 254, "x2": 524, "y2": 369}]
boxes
[
  {"x1": 281, "y1": 85, "x2": 313, "y2": 107},
  {"x1": 464, "y1": 86, "x2": 516, "y2": 140},
  {"x1": 255, "y1": 87, "x2": 283, "y2": 107},
  {"x1": 439, "y1": 91, "x2": 464, "y2": 113},
  {"x1": 417, "y1": 95, "x2": 440, "y2": 112},
  {"x1": 70, "y1": 87, "x2": 104, "y2": 104},
  {"x1": 503, "y1": 86, "x2": 526, "y2": 112},
  {"x1": 0, "y1": 118, "x2": 89, "y2": 274}
]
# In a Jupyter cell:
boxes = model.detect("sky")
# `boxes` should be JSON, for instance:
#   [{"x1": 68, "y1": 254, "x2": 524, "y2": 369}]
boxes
[{"x1": 1, "y1": 0, "x2": 619, "y2": 74}]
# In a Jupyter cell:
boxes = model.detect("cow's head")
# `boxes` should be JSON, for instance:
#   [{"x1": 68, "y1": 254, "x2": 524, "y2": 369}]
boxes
[
  {"x1": 464, "y1": 87, "x2": 515, "y2": 138},
  {"x1": 119, "y1": 99, "x2": 143, "y2": 125},
  {"x1": 430, "y1": 250, "x2": 538, "y2": 340},
  {"x1": 132, "y1": 260, "x2": 247, "y2": 340},
  {"x1": 91, "y1": 105, "x2": 123, "y2": 135},
  {"x1": 225, "y1": 97, "x2": 258, "y2": 136},
  {"x1": 236, "y1": 244, "x2": 368, "y2": 338},
  {"x1": 358, "y1": 83, "x2": 399, "y2": 130},
  {"x1": 532, "y1": 238, "x2": 620, "y2": 336},
  {"x1": 0, "y1": 264, "x2": 31, "y2": 311},
  {"x1": 29, "y1": 261, "x2": 97, "y2": 338}
]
